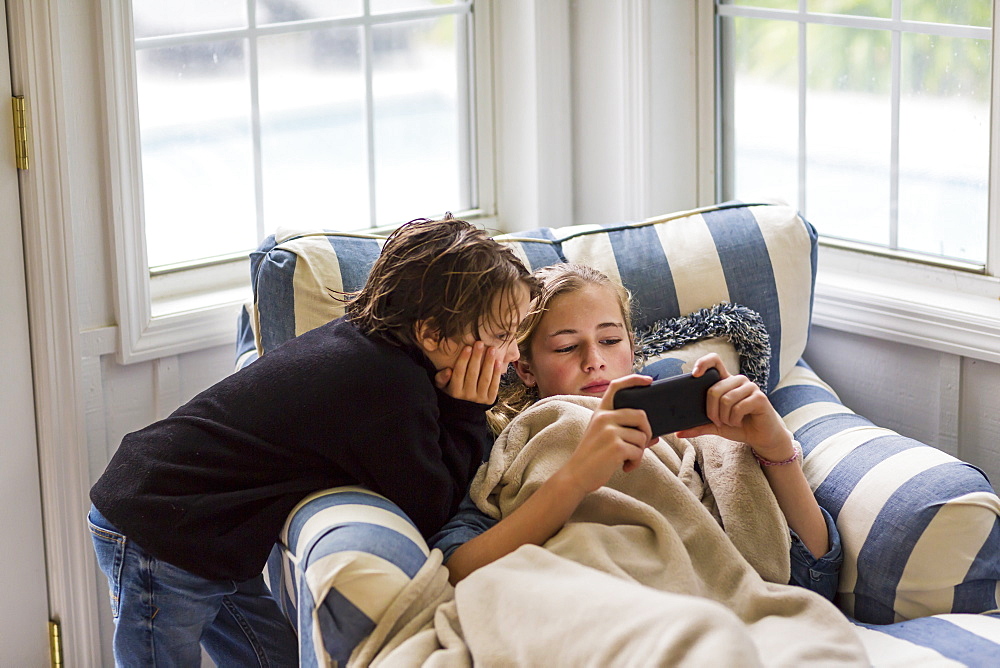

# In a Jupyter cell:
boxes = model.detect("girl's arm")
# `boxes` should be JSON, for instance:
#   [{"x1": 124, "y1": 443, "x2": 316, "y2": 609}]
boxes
[
  {"x1": 445, "y1": 375, "x2": 658, "y2": 585},
  {"x1": 676, "y1": 354, "x2": 829, "y2": 558}
]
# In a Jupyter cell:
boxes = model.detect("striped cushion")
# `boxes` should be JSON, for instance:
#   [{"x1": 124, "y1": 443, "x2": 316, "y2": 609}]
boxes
[
  {"x1": 773, "y1": 362, "x2": 1000, "y2": 624},
  {"x1": 235, "y1": 302, "x2": 258, "y2": 371},
  {"x1": 496, "y1": 202, "x2": 816, "y2": 393},
  {"x1": 854, "y1": 612, "x2": 1000, "y2": 667},
  {"x1": 249, "y1": 203, "x2": 814, "y2": 392},
  {"x1": 264, "y1": 487, "x2": 430, "y2": 668},
  {"x1": 250, "y1": 228, "x2": 387, "y2": 356},
  {"x1": 640, "y1": 338, "x2": 741, "y2": 381}
]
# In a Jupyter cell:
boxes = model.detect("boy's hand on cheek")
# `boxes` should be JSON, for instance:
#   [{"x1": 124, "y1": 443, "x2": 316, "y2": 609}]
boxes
[{"x1": 435, "y1": 341, "x2": 504, "y2": 405}]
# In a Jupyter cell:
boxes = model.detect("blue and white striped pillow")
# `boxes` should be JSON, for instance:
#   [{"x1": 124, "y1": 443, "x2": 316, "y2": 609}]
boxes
[
  {"x1": 235, "y1": 303, "x2": 258, "y2": 371},
  {"x1": 250, "y1": 228, "x2": 386, "y2": 356},
  {"x1": 497, "y1": 202, "x2": 815, "y2": 393}
]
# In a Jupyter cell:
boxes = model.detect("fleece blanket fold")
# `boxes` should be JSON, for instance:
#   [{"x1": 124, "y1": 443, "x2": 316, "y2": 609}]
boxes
[{"x1": 352, "y1": 395, "x2": 868, "y2": 667}]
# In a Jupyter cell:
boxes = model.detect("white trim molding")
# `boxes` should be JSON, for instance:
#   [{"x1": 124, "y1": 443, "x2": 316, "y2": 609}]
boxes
[
  {"x1": 7, "y1": 0, "x2": 103, "y2": 664},
  {"x1": 814, "y1": 246, "x2": 1000, "y2": 364},
  {"x1": 621, "y1": 0, "x2": 651, "y2": 221},
  {"x1": 491, "y1": 0, "x2": 573, "y2": 232},
  {"x1": 696, "y1": 0, "x2": 718, "y2": 206},
  {"x1": 101, "y1": 0, "x2": 250, "y2": 364}
]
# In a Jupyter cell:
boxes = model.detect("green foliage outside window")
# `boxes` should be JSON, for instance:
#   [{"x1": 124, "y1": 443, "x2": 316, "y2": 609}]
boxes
[{"x1": 729, "y1": 0, "x2": 992, "y2": 100}]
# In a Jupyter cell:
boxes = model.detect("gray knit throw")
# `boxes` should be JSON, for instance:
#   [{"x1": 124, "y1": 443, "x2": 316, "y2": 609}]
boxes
[{"x1": 634, "y1": 302, "x2": 771, "y2": 390}]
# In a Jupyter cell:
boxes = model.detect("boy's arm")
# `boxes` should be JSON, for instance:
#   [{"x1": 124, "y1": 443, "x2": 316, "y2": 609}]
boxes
[{"x1": 376, "y1": 390, "x2": 493, "y2": 538}]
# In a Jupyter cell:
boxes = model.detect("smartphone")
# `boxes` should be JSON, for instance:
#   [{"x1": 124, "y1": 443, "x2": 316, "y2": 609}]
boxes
[{"x1": 612, "y1": 368, "x2": 721, "y2": 435}]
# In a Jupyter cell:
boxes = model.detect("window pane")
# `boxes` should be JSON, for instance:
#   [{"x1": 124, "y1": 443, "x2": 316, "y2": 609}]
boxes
[
  {"x1": 256, "y1": 0, "x2": 362, "y2": 25},
  {"x1": 728, "y1": 17, "x2": 799, "y2": 207},
  {"x1": 135, "y1": 41, "x2": 257, "y2": 267},
  {"x1": 806, "y1": 25, "x2": 891, "y2": 246},
  {"x1": 898, "y1": 33, "x2": 989, "y2": 262},
  {"x1": 372, "y1": 15, "x2": 467, "y2": 225},
  {"x1": 132, "y1": 0, "x2": 246, "y2": 39},
  {"x1": 258, "y1": 28, "x2": 370, "y2": 229},
  {"x1": 372, "y1": 0, "x2": 458, "y2": 13},
  {"x1": 807, "y1": 1, "x2": 890, "y2": 17},
  {"x1": 902, "y1": 0, "x2": 992, "y2": 28}
]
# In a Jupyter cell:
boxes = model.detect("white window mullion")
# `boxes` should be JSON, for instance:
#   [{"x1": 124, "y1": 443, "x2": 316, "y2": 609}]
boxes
[
  {"x1": 990, "y1": 2, "x2": 1000, "y2": 275},
  {"x1": 716, "y1": 5, "x2": 988, "y2": 40},
  {"x1": 457, "y1": 11, "x2": 475, "y2": 211},
  {"x1": 798, "y1": 2, "x2": 807, "y2": 215},
  {"x1": 247, "y1": 0, "x2": 265, "y2": 243},
  {"x1": 362, "y1": 0, "x2": 377, "y2": 227},
  {"x1": 889, "y1": 0, "x2": 902, "y2": 250}
]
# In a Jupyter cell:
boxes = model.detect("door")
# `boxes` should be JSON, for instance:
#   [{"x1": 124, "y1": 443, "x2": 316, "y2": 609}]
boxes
[{"x1": 1, "y1": 0, "x2": 54, "y2": 663}]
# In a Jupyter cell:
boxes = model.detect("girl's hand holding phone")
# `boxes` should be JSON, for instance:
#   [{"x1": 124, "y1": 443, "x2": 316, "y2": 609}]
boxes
[
  {"x1": 675, "y1": 354, "x2": 795, "y2": 460},
  {"x1": 560, "y1": 375, "x2": 659, "y2": 495}
]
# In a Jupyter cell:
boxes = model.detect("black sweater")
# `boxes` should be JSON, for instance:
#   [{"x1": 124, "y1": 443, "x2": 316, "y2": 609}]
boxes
[{"x1": 90, "y1": 317, "x2": 491, "y2": 581}]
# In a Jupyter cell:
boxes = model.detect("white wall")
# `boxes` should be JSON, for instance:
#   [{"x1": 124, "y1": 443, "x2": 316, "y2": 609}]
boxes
[
  {"x1": 806, "y1": 327, "x2": 1000, "y2": 487},
  {"x1": 13, "y1": 0, "x2": 1000, "y2": 664}
]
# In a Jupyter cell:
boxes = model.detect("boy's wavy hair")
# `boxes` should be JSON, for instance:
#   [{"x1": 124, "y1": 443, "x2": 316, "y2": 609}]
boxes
[
  {"x1": 346, "y1": 215, "x2": 538, "y2": 350},
  {"x1": 487, "y1": 263, "x2": 636, "y2": 435}
]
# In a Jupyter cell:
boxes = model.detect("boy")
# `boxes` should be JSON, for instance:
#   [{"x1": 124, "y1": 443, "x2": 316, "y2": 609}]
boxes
[{"x1": 88, "y1": 216, "x2": 536, "y2": 666}]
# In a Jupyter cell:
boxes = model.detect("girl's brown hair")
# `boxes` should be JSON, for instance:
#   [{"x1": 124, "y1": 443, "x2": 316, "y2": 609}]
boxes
[
  {"x1": 346, "y1": 216, "x2": 538, "y2": 349},
  {"x1": 487, "y1": 263, "x2": 635, "y2": 434}
]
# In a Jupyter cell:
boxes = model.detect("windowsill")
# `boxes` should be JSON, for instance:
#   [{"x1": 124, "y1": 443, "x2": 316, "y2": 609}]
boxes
[
  {"x1": 105, "y1": 212, "x2": 506, "y2": 364},
  {"x1": 108, "y1": 257, "x2": 253, "y2": 364},
  {"x1": 812, "y1": 245, "x2": 1000, "y2": 364}
]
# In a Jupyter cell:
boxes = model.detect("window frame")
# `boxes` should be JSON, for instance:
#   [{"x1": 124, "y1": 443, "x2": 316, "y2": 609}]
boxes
[
  {"x1": 102, "y1": 0, "x2": 496, "y2": 364},
  {"x1": 701, "y1": 0, "x2": 1000, "y2": 365}
]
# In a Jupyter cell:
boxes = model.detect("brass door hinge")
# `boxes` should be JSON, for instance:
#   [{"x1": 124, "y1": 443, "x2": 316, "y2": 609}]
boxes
[
  {"x1": 12, "y1": 95, "x2": 28, "y2": 170},
  {"x1": 49, "y1": 619, "x2": 63, "y2": 667}
]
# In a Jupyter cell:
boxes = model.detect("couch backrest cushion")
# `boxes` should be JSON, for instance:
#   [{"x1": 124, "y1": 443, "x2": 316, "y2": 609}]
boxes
[
  {"x1": 248, "y1": 202, "x2": 816, "y2": 392},
  {"x1": 498, "y1": 202, "x2": 816, "y2": 392}
]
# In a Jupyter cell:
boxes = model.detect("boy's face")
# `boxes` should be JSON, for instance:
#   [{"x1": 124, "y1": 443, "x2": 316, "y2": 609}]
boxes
[
  {"x1": 515, "y1": 283, "x2": 634, "y2": 399},
  {"x1": 419, "y1": 282, "x2": 532, "y2": 372}
]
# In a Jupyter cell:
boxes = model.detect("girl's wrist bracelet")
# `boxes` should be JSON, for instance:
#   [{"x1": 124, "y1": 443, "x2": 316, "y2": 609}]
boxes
[{"x1": 752, "y1": 441, "x2": 802, "y2": 467}]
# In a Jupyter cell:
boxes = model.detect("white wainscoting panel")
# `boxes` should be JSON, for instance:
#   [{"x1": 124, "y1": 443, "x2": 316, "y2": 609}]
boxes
[{"x1": 806, "y1": 325, "x2": 999, "y2": 491}]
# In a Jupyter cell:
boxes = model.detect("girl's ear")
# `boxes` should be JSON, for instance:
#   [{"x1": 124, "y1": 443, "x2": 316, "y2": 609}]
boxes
[
  {"x1": 514, "y1": 359, "x2": 536, "y2": 388},
  {"x1": 414, "y1": 320, "x2": 441, "y2": 353}
]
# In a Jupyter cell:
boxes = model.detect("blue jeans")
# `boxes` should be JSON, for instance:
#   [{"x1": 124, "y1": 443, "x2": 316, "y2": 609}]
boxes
[{"x1": 88, "y1": 506, "x2": 298, "y2": 667}]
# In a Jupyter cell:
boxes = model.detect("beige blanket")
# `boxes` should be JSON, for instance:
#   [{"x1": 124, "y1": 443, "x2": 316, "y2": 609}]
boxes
[{"x1": 352, "y1": 395, "x2": 868, "y2": 667}]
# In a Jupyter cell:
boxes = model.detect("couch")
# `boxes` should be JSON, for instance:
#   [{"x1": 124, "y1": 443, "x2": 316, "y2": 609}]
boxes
[{"x1": 236, "y1": 201, "x2": 1000, "y2": 666}]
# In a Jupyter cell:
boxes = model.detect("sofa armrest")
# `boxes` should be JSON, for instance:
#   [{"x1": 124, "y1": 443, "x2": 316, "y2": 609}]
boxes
[
  {"x1": 773, "y1": 361, "x2": 1000, "y2": 624},
  {"x1": 265, "y1": 487, "x2": 432, "y2": 666}
]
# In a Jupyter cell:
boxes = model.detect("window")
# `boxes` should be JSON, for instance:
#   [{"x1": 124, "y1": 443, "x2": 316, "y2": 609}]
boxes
[
  {"x1": 105, "y1": 0, "x2": 491, "y2": 362},
  {"x1": 132, "y1": 0, "x2": 478, "y2": 270},
  {"x1": 716, "y1": 0, "x2": 993, "y2": 269}
]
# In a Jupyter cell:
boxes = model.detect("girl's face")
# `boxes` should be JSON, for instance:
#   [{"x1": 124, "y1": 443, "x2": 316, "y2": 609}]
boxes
[{"x1": 515, "y1": 284, "x2": 634, "y2": 399}]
